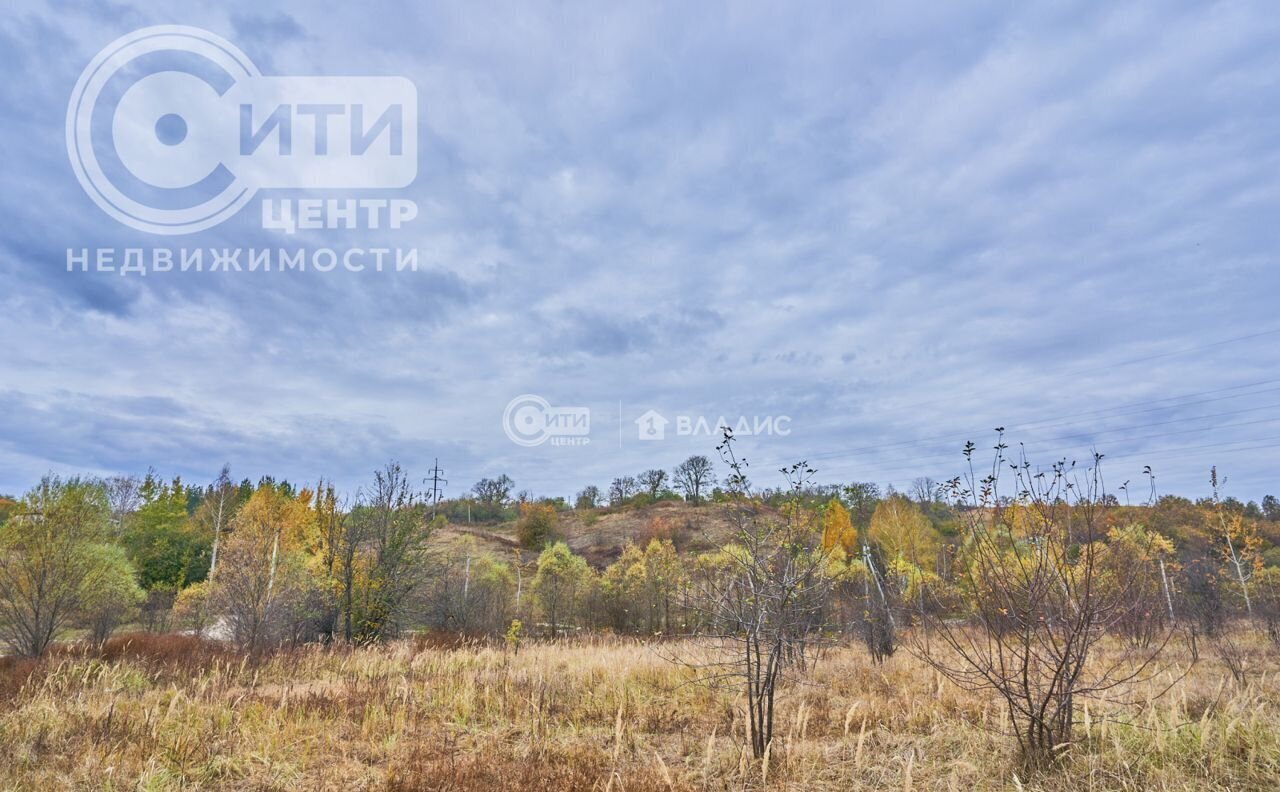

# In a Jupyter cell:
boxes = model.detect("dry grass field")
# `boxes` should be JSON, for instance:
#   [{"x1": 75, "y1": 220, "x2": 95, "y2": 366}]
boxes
[{"x1": 1, "y1": 630, "x2": 1277, "y2": 791}]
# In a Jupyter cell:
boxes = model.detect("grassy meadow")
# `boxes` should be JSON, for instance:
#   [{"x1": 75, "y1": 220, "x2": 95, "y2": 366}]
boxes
[{"x1": 1, "y1": 630, "x2": 1277, "y2": 791}]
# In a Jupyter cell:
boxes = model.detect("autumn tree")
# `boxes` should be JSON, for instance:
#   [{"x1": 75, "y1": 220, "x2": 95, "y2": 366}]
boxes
[
  {"x1": 427, "y1": 541, "x2": 515, "y2": 634},
  {"x1": 531, "y1": 541, "x2": 593, "y2": 636},
  {"x1": 820, "y1": 497, "x2": 856, "y2": 553},
  {"x1": 823, "y1": 544, "x2": 896, "y2": 662},
  {"x1": 575, "y1": 485, "x2": 601, "y2": 509},
  {"x1": 911, "y1": 476, "x2": 940, "y2": 506},
  {"x1": 0, "y1": 477, "x2": 118, "y2": 656},
  {"x1": 198, "y1": 464, "x2": 239, "y2": 582},
  {"x1": 78, "y1": 543, "x2": 145, "y2": 646},
  {"x1": 842, "y1": 481, "x2": 881, "y2": 527},
  {"x1": 1209, "y1": 467, "x2": 1262, "y2": 619},
  {"x1": 208, "y1": 483, "x2": 320, "y2": 651},
  {"x1": 639, "y1": 539, "x2": 685, "y2": 633},
  {"x1": 172, "y1": 580, "x2": 214, "y2": 636},
  {"x1": 673, "y1": 455, "x2": 715, "y2": 504},
  {"x1": 602, "y1": 539, "x2": 686, "y2": 634},
  {"x1": 1098, "y1": 524, "x2": 1177, "y2": 647},
  {"x1": 102, "y1": 474, "x2": 142, "y2": 536},
  {"x1": 1254, "y1": 566, "x2": 1280, "y2": 643},
  {"x1": 1262, "y1": 494, "x2": 1280, "y2": 522},
  {"x1": 608, "y1": 476, "x2": 638, "y2": 506},
  {"x1": 302, "y1": 481, "x2": 344, "y2": 639},
  {"x1": 638, "y1": 468, "x2": 668, "y2": 499},
  {"x1": 465, "y1": 552, "x2": 516, "y2": 633},
  {"x1": 601, "y1": 542, "x2": 646, "y2": 632},
  {"x1": 865, "y1": 493, "x2": 940, "y2": 628},
  {"x1": 516, "y1": 501, "x2": 558, "y2": 549},
  {"x1": 868, "y1": 493, "x2": 938, "y2": 567},
  {"x1": 472, "y1": 475, "x2": 514, "y2": 508},
  {"x1": 346, "y1": 463, "x2": 435, "y2": 642}
]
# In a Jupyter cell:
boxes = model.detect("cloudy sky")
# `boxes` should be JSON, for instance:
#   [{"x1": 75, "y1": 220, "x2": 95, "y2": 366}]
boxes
[{"x1": 2, "y1": 0, "x2": 1278, "y2": 502}]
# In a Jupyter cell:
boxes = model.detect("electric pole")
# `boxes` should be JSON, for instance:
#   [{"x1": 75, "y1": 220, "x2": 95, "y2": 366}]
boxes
[{"x1": 425, "y1": 458, "x2": 447, "y2": 518}]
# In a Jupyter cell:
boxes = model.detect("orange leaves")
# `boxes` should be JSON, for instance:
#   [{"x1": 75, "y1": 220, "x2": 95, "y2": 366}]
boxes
[{"x1": 228, "y1": 484, "x2": 315, "y2": 556}]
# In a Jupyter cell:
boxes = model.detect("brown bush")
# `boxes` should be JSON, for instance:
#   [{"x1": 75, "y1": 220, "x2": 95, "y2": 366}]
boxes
[
  {"x1": 96, "y1": 631, "x2": 235, "y2": 669},
  {"x1": 0, "y1": 655, "x2": 42, "y2": 701},
  {"x1": 410, "y1": 629, "x2": 493, "y2": 652},
  {"x1": 636, "y1": 515, "x2": 674, "y2": 546}
]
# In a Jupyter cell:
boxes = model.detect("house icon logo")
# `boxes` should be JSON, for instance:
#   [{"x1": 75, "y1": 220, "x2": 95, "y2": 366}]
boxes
[{"x1": 634, "y1": 409, "x2": 669, "y2": 441}]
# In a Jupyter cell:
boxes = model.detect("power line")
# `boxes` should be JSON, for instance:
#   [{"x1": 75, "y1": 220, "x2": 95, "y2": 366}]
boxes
[
  {"x1": 998, "y1": 383, "x2": 1280, "y2": 433},
  {"x1": 856, "y1": 414, "x2": 1280, "y2": 479},
  {"x1": 835, "y1": 326, "x2": 1280, "y2": 421},
  {"x1": 1105, "y1": 436, "x2": 1280, "y2": 465},
  {"x1": 794, "y1": 378, "x2": 1280, "y2": 463},
  {"x1": 781, "y1": 400, "x2": 1280, "y2": 471},
  {"x1": 1058, "y1": 327, "x2": 1280, "y2": 377},
  {"x1": 807, "y1": 430, "x2": 1280, "y2": 485},
  {"x1": 424, "y1": 458, "x2": 447, "y2": 517}
]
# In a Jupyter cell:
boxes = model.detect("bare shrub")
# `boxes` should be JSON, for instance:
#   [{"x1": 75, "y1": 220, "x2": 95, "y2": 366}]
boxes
[
  {"x1": 918, "y1": 433, "x2": 1175, "y2": 770},
  {"x1": 681, "y1": 429, "x2": 832, "y2": 759},
  {"x1": 1210, "y1": 627, "x2": 1249, "y2": 685}
]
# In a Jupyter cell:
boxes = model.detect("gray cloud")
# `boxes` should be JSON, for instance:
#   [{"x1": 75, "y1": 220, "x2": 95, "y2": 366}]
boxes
[{"x1": 0, "y1": 0, "x2": 1277, "y2": 502}]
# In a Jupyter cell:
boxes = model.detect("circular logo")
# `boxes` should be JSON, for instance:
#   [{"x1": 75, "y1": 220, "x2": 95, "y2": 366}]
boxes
[
  {"x1": 66, "y1": 26, "x2": 261, "y2": 235},
  {"x1": 503, "y1": 394, "x2": 552, "y2": 447}
]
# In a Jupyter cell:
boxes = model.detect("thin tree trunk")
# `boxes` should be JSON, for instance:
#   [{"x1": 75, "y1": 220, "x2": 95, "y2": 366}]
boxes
[
  {"x1": 267, "y1": 528, "x2": 281, "y2": 600},
  {"x1": 1227, "y1": 535, "x2": 1254, "y2": 618},
  {"x1": 1158, "y1": 559, "x2": 1175, "y2": 623}
]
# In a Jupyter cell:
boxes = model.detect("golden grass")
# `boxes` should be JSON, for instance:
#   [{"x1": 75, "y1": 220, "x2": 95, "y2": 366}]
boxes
[{"x1": 0, "y1": 630, "x2": 1277, "y2": 790}]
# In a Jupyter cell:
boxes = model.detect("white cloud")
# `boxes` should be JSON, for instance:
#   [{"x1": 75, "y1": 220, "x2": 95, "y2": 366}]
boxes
[{"x1": 0, "y1": 0, "x2": 1277, "y2": 502}]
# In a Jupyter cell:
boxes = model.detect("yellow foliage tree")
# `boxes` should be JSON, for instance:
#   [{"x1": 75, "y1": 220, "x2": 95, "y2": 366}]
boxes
[
  {"x1": 210, "y1": 484, "x2": 318, "y2": 649},
  {"x1": 820, "y1": 498, "x2": 856, "y2": 553},
  {"x1": 1217, "y1": 509, "x2": 1262, "y2": 617},
  {"x1": 868, "y1": 494, "x2": 937, "y2": 565},
  {"x1": 1210, "y1": 467, "x2": 1263, "y2": 618}
]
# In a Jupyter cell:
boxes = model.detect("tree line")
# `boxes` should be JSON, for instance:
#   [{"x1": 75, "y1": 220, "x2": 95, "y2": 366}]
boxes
[{"x1": 1, "y1": 437, "x2": 1278, "y2": 768}]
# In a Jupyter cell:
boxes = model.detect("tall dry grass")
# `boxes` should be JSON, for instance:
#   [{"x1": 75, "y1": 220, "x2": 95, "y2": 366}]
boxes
[{"x1": 0, "y1": 630, "x2": 1277, "y2": 790}]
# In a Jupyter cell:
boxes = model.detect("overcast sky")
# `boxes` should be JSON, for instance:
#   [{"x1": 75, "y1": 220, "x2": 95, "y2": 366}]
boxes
[{"x1": 2, "y1": 0, "x2": 1278, "y2": 503}]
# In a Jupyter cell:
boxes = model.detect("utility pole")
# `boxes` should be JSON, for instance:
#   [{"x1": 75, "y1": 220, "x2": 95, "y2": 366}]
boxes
[
  {"x1": 513, "y1": 549, "x2": 523, "y2": 611},
  {"x1": 424, "y1": 458, "x2": 447, "y2": 518},
  {"x1": 863, "y1": 545, "x2": 896, "y2": 629},
  {"x1": 1158, "y1": 558, "x2": 1175, "y2": 623}
]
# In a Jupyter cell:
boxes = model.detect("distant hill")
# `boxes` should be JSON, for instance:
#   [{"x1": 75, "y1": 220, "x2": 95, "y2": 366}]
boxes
[
  {"x1": 434, "y1": 500, "x2": 743, "y2": 567},
  {"x1": 430, "y1": 494, "x2": 1280, "y2": 572}
]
